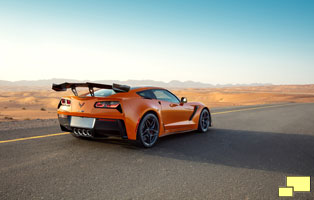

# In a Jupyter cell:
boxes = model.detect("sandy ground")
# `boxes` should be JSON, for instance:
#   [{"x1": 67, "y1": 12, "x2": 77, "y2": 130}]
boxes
[
  {"x1": 173, "y1": 85, "x2": 314, "y2": 107},
  {"x1": 0, "y1": 84, "x2": 314, "y2": 122},
  {"x1": 0, "y1": 89, "x2": 72, "y2": 121}
]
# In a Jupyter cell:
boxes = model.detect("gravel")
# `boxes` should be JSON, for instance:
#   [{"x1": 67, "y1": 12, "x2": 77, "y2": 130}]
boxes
[{"x1": 0, "y1": 119, "x2": 59, "y2": 131}]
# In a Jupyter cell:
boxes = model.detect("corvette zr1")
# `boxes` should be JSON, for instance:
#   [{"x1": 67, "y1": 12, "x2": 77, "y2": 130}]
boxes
[{"x1": 52, "y1": 82, "x2": 211, "y2": 147}]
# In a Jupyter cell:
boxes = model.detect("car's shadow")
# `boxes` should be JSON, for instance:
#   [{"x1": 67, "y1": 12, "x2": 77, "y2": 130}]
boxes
[{"x1": 89, "y1": 128, "x2": 314, "y2": 175}]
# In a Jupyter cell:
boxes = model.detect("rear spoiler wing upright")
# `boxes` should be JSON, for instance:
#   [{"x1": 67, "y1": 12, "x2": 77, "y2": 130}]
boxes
[{"x1": 52, "y1": 82, "x2": 130, "y2": 96}]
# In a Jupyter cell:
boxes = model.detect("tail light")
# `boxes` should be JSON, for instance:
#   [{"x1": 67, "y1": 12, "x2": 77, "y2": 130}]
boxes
[
  {"x1": 94, "y1": 101, "x2": 120, "y2": 109},
  {"x1": 60, "y1": 98, "x2": 71, "y2": 106}
]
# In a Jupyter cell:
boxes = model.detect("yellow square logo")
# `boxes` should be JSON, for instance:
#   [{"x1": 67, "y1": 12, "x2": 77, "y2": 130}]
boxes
[
  {"x1": 279, "y1": 187, "x2": 293, "y2": 197},
  {"x1": 286, "y1": 176, "x2": 310, "y2": 192},
  {"x1": 279, "y1": 176, "x2": 311, "y2": 197}
]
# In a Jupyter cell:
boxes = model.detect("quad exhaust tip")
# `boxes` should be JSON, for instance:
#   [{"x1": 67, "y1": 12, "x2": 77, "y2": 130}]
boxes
[{"x1": 73, "y1": 128, "x2": 92, "y2": 137}]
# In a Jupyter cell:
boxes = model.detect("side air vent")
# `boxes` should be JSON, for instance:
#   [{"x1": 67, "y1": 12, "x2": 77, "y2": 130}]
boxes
[{"x1": 189, "y1": 106, "x2": 199, "y2": 120}]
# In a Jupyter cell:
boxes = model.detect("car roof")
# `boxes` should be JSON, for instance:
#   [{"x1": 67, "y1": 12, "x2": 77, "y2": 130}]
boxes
[{"x1": 130, "y1": 86, "x2": 165, "y2": 92}]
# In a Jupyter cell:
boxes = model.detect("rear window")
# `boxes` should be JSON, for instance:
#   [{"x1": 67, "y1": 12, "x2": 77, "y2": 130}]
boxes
[
  {"x1": 86, "y1": 89, "x2": 116, "y2": 97},
  {"x1": 137, "y1": 90, "x2": 156, "y2": 99}
]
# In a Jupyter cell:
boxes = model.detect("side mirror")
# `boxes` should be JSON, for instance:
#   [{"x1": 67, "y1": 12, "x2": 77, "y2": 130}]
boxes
[{"x1": 181, "y1": 97, "x2": 187, "y2": 103}]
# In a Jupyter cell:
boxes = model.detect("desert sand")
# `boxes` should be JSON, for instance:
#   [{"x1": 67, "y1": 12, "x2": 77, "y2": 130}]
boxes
[
  {"x1": 0, "y1": 85, "x2": 314, "y2": 121},
  {"x1": 173, "y1": 84, "x2": 314, "y2": 107}
]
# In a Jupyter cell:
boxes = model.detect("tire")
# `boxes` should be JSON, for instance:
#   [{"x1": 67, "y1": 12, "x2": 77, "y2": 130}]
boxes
[
  {"x1": 136, "y1": 113, "x2": 160, "y2": 148},
  {"x1": 198, "y1": 109, "x2": 211, "y2": 133}
]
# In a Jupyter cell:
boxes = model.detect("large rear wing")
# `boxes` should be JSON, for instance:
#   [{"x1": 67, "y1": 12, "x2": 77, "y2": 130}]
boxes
[{"x1": 52, "y1": 82, "x2": 130, "y2": 96}]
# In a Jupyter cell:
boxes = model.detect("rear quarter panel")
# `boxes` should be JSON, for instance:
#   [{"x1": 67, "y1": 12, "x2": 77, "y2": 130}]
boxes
[{"x1": 122, "y1": 97, "x2": 163, "y2": 140}]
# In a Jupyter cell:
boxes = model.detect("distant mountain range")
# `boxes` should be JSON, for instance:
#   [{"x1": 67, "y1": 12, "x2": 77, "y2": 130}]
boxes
[{"x1": 0, "y1": 79, "x2": 272, "y2": 88}]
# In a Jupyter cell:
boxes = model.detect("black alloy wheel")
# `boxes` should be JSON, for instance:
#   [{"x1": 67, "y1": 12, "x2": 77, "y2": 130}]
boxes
[
  {"x1": 137, "y1": 113, "x2": 159, "y2": 148},
  {"x1": 198, "y1": 109, "x2": 210, "y2": 132}
]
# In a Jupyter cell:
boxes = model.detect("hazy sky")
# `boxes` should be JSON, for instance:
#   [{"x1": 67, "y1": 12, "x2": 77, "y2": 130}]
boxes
[{"x1": 0, "y1": 0, "x2": 313, "y2": 84}]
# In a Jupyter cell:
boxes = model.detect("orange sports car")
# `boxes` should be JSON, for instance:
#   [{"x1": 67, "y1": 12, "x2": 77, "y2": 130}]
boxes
[{"x1": 52, "y1": 82, "x2": 211, "y2": 147}]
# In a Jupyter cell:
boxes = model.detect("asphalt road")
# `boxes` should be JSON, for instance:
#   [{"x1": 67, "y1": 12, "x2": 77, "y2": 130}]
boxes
[{"x1": 1, "y1": 103, "x2": 314, "y2": 200}]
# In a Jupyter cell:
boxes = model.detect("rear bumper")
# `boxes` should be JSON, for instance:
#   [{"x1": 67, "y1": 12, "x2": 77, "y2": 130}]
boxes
[{"x1": 58, "y1": 114, "x2": 128, "y2": 139}]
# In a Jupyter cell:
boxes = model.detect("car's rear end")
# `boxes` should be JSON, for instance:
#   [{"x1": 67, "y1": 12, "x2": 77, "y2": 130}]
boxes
[{"x1": 53, "y1": 83, "x2": 131, "y2": 139}]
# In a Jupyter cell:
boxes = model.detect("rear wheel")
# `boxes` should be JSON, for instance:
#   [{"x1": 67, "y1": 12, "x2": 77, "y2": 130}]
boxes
[
  {"x1": 198, "y1": 109, "x2": 211, "y2": 132},
  {"x1": 136, "y1": 113, "x2": 159, "y2": 148}
]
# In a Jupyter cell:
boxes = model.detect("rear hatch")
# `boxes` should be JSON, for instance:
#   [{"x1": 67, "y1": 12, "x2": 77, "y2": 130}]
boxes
[
  {"x1": 68, "y1": 96, "x2": 123, "y2": 118},
  {"x1": 54, "y1": 84, "x2": 129, "y2": 118}
]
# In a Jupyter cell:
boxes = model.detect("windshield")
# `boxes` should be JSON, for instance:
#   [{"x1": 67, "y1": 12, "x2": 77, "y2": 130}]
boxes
[{"x1": 86, "y1": 89, "x2": 116, "y2": 97}]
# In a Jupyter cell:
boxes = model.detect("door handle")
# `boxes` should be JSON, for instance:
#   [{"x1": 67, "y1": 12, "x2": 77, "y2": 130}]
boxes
[{"x1": 170, "y1": 103, "x2": 178, "y2": 107}]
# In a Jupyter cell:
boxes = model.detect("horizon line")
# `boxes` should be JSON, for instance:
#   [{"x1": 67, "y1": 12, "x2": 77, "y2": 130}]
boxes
[{"x1": 1, "y1": 78, "x2": 314, "y2": 86}]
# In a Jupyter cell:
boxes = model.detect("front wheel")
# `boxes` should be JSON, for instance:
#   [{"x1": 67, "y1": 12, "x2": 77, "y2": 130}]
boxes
[
  {"x1": 136, "y1": 113, "x2": 160, "y2": 148},
  {"x1": 198, "y1": 109, "x2": 211, "y2": 132}
]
